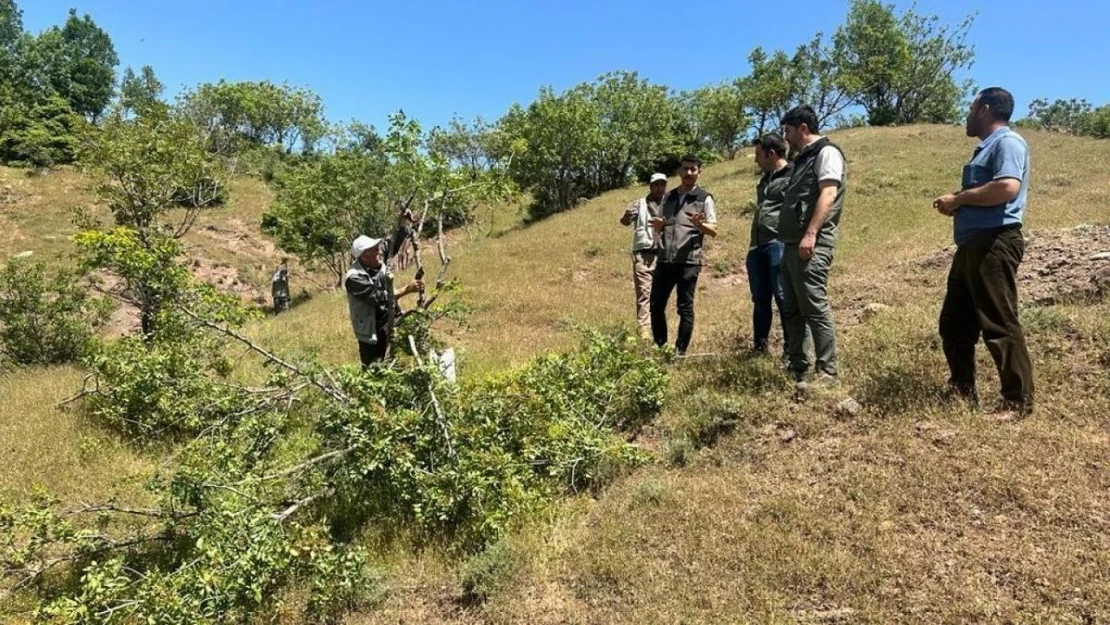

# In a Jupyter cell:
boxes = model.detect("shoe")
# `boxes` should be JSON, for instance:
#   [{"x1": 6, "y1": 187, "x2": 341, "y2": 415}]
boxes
[
  {"x1": 639, "y1": 327, "x2": 653, "y2": 341},
  {"x1": 812, "y1": 372, "x2": 839, "y2": 388}
]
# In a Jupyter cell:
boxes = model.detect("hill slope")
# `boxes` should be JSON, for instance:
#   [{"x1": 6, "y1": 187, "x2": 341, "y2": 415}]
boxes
[{"x1": 3, "y1": 126, "x2": 1110, "y2": 624}]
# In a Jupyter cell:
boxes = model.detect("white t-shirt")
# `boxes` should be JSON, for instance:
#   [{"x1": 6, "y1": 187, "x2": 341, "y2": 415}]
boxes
[{"x1": 814, "y1": 144, "x2": 845, "y2": 184}]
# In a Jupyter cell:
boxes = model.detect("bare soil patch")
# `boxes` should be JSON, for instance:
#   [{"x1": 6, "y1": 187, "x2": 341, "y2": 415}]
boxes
[{"x1": 913, "y1": 225, "x2": 1110, "y2": 305}]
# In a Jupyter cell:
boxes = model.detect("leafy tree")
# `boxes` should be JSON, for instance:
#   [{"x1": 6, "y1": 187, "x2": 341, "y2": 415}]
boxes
[
  {"x1": 119, "y1": 64, "x2": 166, "y2": 117},
  {"x1": 264, "y1": 112, "x2": 513, "y2": 284},
  {"x1": 741, "y1": 47, "x2": 795, "y2": 134},
  {"x1": 685, "y1": 81, "x2": 750, "y2": 159},
  {"x1": 27, "y1": 8, "x2": 119, "y2": 121},
  {"x1": 1023, "y1": 98, "x2": 1094, "y2": 134},
  {"x1": 0, "y1": 0, "x2": 21, "y2": 85},
  {"x1": 0, "y1": 93, "x2": 82, "y2": 167},
  {"x1": 834, "y1": 0, "x2": 974, "y2": 126},
  {"x1": 180, "y1": 80, "x2": 327, "y2": 155},
  {"x1": 789, "y1": 34, "x2": 853, "y2": 129},
  {"x1": 80, "y1": 107, "x2": 235, "y2": 335},
  {"x1": 500, "y1": 71, "x2": 681, "y2": 218}
]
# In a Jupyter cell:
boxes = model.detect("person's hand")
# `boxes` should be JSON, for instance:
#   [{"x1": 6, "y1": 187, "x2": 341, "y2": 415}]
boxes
[
  {"x1": 403, "y1": 208, "x2": 416, "y2": 223},
  {"x1": 407, "y1": 279, "x2": 424, "y2": 295},
  {"x1": 799, "y1": 232, "x2": 816, "y2": 261},
  {"x1": 649, "y1": 216, "x2": 665, "y2": 232},
  {"x1": 933, "y1": 193, "x2": 960, "y2": 217},
  {"x1": 689, "y1": 211, "x2": 706, "y2": 228}
]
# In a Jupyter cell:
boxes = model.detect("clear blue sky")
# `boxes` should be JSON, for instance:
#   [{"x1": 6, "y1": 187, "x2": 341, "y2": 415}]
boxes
[{"x1": 20, "y1": 0, "x2": 1110, "y2": 130}]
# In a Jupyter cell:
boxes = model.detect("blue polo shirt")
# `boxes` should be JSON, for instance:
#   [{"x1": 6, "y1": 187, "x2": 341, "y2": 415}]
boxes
[{"x1": 954, "y1": 126, "x2": 1030, "y2": 246}]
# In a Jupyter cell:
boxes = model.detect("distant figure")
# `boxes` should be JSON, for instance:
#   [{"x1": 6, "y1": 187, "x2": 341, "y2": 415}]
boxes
[
  {"x1": 345, "y1": 228, "x2": 422, "y2": 368},
  {"x1": 933, "y1": 87, "x2": 1034, "y2": 420},
  {"x1": 621, "y1": 173, "x2": 667, "y2": 339},
  {"x1": 650, "y1": 154, "x2": 718, "y2": 356},
  {"x1": 779, "y1": 104, "x2": 847, "y2": 389},
  {"x1": 271, "y1": 262, "x2": 290, "y2": 313},
  {"x1": 748, "y1": 133, "x2": 793, "y2": 358}
]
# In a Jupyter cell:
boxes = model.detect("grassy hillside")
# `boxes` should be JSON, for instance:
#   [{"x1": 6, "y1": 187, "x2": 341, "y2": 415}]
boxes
[{"x1": 3, "y1": 125, "x2": 1110, "y2": 623}]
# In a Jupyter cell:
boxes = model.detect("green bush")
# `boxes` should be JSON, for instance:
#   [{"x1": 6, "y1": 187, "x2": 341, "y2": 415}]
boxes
[
  {"x1": 0, "y1": 258, "x2": 111, "y2": 366},
  {"x1": 461, "y1": 538, "x2": 517, "y2": 603},
  {"x1": 0, "y1": 95, "x2": 82, "y2": 168}
]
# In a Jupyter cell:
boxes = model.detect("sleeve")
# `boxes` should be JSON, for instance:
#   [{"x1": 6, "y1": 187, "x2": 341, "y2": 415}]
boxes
[
  {"x1": 815, "y1": 146, "x2": 845, "y2": 184},
  {"x1": 383, "y1": 225, "x2": 411, "y2": 263},
  {"x1": 990, "y1": 136, "x2": 1027, "y2": 181},
  {"x1": 703, "y1": 195, "x2": 718, "y2": 224}
]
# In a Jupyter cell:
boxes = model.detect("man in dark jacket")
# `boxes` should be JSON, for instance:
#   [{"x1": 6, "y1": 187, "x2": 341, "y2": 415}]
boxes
[
  {"x1": 748, "y1": 133, "x2": 794, "y2": 357},
  {"x1": 346, "y1": 227, "x2": 423, "y2": 368}
]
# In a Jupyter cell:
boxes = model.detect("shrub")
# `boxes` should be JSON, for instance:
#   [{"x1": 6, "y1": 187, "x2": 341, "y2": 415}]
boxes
[{"x1": 0, "y1": 258, "x2": 111, "y2": 366}]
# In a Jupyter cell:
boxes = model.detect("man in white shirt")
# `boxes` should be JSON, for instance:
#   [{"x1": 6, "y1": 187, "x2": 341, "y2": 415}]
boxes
[{"x1": 779, "y1": 105, "x2": 847, "y2": 389}]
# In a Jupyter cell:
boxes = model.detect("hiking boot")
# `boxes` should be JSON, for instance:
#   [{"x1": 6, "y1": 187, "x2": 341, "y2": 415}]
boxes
[{"x1": 812, "y1": 372, "x2": 839, "y2": 388}]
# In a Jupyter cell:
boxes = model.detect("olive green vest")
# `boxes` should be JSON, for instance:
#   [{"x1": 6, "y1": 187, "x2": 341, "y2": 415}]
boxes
[{"x1": 779, "y1": 137, "x2": 846, "y2": 248}]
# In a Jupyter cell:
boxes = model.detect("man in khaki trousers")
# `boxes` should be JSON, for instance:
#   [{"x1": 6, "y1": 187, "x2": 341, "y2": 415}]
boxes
[{"x1": 621, "y1": 173, "x2": 667, "y2": 339}]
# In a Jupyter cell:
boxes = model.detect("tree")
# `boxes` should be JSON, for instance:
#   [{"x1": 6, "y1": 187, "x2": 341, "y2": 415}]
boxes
[
  {"x1": 81, "y1": 107, "x2": 235, "y2": 335},
  {"x1": 0, "y1": 0, "x2": 21, "y2": 85},
  {"x1": 264, "y1": 112, "x2": 513, "y2": 285},
  {"x1": 180, "y1": 80, "x2": 327, "y2": 155},
  {"x1": 789, "y1": 34, "x2": 853, "y2": 129},
  {"x1": 0, "y1": 257, "x2": 111, "y2": 366},
  {"x1": 119, "y1": 65, "x2": 165, "y2": 117},
  {"x1": 686, "y1": 81, "x2": 750, "y2": 159},
  {"x1": 28, "y1": 8, "x2": 119, "y2": 120},
  {"x1": 741, "y1": 47, "x2": 795, "y2": 134},
  {"x1": 1023, "y1": 98, "x2": 1094, "y2": 134},
  {"x1": 834, "y1": 0, "x2": 974, "y2": 126},
  {"x1": 499, "y1": 71, "x2": 681, "y2": 218},
  {"x1": 0, "y1": 93, "x2": 81, "y2": 167}
]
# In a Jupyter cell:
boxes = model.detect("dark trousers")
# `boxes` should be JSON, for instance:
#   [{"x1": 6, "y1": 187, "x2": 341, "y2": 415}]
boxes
[
  {"x1": 357, "y1": 329, "x2": 391, "y2": 369},
  {"x1": 746, "y1": 241, "x2": 787, "y2": 353},
  {"x1": 938, "y1": 226, "x2": 1034, "y2": 408},
  {"x1": 650, "y1": 262, "x2": 700, "y2": 354}
]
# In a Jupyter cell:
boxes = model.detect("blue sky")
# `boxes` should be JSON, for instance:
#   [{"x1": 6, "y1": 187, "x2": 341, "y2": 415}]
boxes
[{"x1": 20, "y1": 0, "x2": 1110, "y2": 130}]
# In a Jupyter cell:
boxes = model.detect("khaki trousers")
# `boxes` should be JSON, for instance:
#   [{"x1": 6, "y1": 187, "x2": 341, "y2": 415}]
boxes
[{"x1": 632, "y1": 250, "x2": 657, "y2": 331}]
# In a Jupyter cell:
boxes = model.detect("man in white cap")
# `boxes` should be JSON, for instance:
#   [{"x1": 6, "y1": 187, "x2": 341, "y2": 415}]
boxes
[
  {"x1": 345, "y1": 232, "x2": 423, "y2": 368},
  {"x1": 620, "y1": 173, "x2": 667, "y2": 339}
]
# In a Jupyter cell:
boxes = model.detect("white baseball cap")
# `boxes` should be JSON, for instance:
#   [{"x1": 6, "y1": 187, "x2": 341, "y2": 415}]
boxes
[
  {"x1": 350, "y1": 235, "x2": 382, "y2": 258},
  {"x1": 649, "y1": 173, "x2": 667, "y2": 184}
]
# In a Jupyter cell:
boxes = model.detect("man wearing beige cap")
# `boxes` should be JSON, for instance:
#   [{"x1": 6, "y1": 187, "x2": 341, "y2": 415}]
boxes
[
  {"x1": 345, "y1": 232, "x2": 423, "y2": 368},
  {"x1": 621, "y1": 173, "x2": 667, "y2": 339}
]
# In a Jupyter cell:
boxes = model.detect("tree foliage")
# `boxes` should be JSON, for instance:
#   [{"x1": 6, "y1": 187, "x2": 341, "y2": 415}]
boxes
[
  {"x1": 500, "y1": 71, "x2": 680, "y2": 218},
  {"x1": 25, "y1": 8, "x2": 119, "y2": 121},
  {"x1": 264, "y1": 112, "x2": 514, "y2": 284},
  {"x1": 2, "y1": 320, "x2": 666, "y2": 623},
  {"x1": 682, "y1": 82, "x2": 750, "y2": 159},
  {"x1": 180, "y1": 80, "x2": 327, "y2": 156},
  {"x1": 834, "y1": 0, "x2": 974, "y2": 126},
  {"x1": 119, "y1": 65, "x2": 165, "y2": 117},
  {"x1": 0, "y1": 257, "x2": 111, "y2": 367}
]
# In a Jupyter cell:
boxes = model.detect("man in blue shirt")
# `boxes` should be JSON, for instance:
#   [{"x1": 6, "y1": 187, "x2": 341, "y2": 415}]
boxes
[{"x1": 933, "y1": 87, "x2": 1033, "y2": 419}]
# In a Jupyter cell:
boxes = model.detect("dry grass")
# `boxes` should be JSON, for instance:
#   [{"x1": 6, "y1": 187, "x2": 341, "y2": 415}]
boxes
[{"x1": 3, "y1": 125, "x2": 1110, "y2": 623}]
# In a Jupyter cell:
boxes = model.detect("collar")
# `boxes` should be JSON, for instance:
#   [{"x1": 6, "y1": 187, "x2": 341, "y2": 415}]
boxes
[
  {"x1": 977, "y1": 125, "x2": 1012, "y2": 150},
  {"x1": 765, "y1": 161, "x2": 793, "y2": 180}
]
